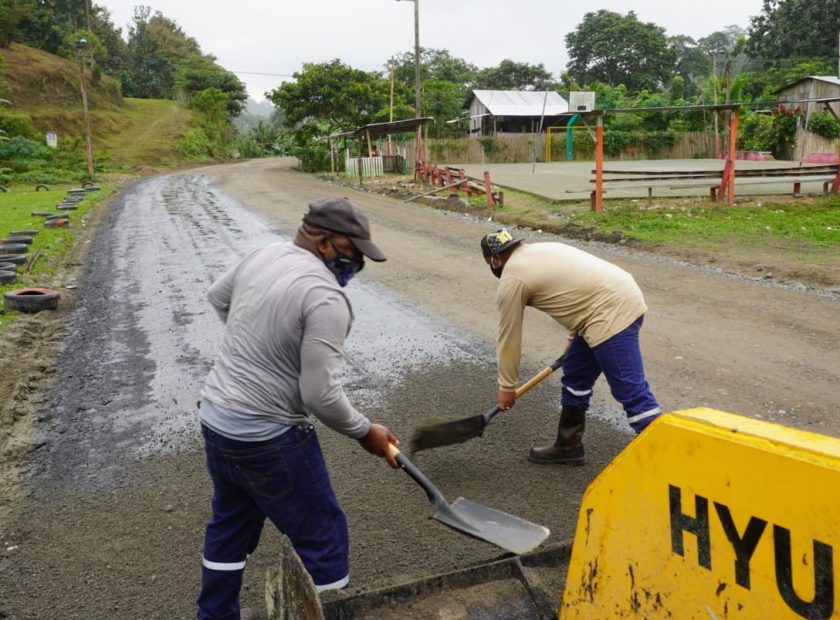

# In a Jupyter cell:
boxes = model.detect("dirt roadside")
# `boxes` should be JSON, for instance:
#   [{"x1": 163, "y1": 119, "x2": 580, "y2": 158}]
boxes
[{"x1": 0, "y1": 158, "x2": 838, "y2": 618}]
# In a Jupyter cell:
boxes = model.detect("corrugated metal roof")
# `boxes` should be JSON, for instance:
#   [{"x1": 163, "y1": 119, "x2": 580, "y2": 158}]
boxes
[
  {"x1": 469, "y1": 90, "x2": 569, "y2": 117},
  {"x1": 778, "y1": 75, "x2": 840, "y2": 92}
]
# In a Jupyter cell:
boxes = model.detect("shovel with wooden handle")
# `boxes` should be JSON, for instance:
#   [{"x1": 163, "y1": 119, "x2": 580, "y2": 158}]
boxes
[
  {"x1": 387, "y1": 444, "x2": 550, "y2": 555},
  {"x1": 409, "y1": 354, "x2": 565, "y2": 455}
]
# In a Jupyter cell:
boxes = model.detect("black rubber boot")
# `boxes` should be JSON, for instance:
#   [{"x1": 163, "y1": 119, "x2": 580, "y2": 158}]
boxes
[{"x1": 528, "y1": 406, "x2": 586, "y2": 465}]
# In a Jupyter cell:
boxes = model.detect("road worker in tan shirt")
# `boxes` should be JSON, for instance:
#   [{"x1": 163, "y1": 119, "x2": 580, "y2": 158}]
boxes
[{"x1": 481, "y1": 228, "x2": 661, "y2": 465}]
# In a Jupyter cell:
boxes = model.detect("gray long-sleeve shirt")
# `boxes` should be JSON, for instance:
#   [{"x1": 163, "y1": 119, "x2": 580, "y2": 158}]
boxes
[{"x1": 200, "y1": 241, "x2": 371, "y2": 440}]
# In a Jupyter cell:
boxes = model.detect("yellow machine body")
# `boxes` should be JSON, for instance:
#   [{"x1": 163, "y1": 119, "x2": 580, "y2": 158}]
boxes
[{"x1": 560, "y1": 407, "x2": 839, "y2": 619}]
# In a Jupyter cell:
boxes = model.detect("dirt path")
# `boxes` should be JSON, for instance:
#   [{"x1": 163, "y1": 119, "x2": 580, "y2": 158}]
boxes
[{"x1": 0, "y1": 157, "x2": 837, "y2": 619}]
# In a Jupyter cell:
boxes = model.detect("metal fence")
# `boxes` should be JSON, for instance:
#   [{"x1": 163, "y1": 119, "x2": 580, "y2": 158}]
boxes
[{"x1": 344, "y1": 155, "x2": 384, "y2": 179}]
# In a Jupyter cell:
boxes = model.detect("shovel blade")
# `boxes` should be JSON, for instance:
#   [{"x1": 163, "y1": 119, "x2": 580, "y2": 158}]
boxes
[
  {"x1": 409, "y1": 415, "x2": 486, "y2": 455},
  {"x1": 433, "y1": 497, "x2": 550, "y2": 555}
]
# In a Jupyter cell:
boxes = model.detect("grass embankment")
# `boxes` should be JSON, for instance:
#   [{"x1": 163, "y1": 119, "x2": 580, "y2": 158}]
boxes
[
  {"x1": 0, "y1": 186, "x2": 108, "y2": 331},
  {"x1": 98, "y1": 98, "x2": 193, "y2": 172}
]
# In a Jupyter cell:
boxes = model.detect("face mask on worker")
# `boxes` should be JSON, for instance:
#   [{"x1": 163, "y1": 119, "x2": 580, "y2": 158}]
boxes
[
  {"x1": 489, "y1": 256, "x2": 504, "y2": 279},
  {"x1": 325, "y1": 241, "x2": 364, "y2": 287}
]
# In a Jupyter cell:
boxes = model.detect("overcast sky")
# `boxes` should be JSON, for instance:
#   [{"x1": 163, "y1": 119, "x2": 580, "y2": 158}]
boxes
[{"x1": 99, "y1": 0, "x2": 765, "y2": 102}]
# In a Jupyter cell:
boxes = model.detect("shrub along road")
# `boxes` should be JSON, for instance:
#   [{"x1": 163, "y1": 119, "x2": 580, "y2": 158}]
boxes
[{"x1": 0, "y1": 157, "x2": 837, "y2": 618}]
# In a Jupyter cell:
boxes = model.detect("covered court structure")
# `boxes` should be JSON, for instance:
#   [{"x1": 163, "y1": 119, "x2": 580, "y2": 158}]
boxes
[{"x1": 460, "y1": 100, "x2": 840, "y2": 212}]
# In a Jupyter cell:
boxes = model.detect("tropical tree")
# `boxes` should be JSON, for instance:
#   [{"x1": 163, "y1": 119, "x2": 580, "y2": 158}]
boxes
[
  {"x1": 121, "y1": 7, "x2": 202, "y2": 99},
  {"x1": 269, "y1": 60, "x2": 391, "y2": 133},
  {"x1": 174, "y1": 56, "x2": 247, "y2": 116},
  {"x1": 0, "y1": 0, "x2": 34, "y2": 48},
  {"x1": 390, "y1": 48, "x2": 477, "y2": 87},
  {"x1": 474, "y1": 60, "x2": 556, "y2": 91},
  {"x1": 747, "y1": 0, "x2": 840, "y2": 62},
  {"x1": 565, "y1": 10, "x2": 675, "y2": 93}
]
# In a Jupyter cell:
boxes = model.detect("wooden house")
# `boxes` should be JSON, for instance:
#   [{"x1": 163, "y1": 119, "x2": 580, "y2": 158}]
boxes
[
  {"x1": 776, "y1": 76, "x2": 840, "y2": 119},
  {"x1": 463, "y1": 90, "x2": 569, "y2": 136}
]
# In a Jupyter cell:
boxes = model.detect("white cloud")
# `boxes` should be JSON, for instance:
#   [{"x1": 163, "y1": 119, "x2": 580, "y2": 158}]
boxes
[{"x1": 100, "y1": 0, "x2": 763, "y2": 102}]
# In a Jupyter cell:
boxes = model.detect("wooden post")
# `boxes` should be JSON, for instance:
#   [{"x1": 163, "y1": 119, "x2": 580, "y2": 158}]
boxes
[
  {"x1": 265, "y1": 535, "x2": 325, "y2": 620},
  {"x1": 484, "y1": 171, "x2": 496, "y2": 208},
  {"x1": 593, "y1": 115, "x2": 604, "y2": 213},
  {"x1": 726, "y1": 108, "x2": 739, "y2": 205}
]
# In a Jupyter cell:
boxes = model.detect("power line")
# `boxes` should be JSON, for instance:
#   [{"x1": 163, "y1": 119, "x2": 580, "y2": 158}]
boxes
[{"x1": 229, "y1": 70, "x2": 296, "y2": 78}]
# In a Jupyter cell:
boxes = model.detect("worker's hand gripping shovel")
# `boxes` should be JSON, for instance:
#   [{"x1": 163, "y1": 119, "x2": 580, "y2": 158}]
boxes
[
  {"x1": 409, "y1": 354, "x2": 564, "y2": 455},
  {"x1": 386, "y1": 444, "x2": 549, "y2": 555}
]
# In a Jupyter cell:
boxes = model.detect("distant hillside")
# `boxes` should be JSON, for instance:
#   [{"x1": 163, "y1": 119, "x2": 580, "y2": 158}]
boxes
[{"x1": 0, "y1": 43, "x2": 197, "y2": 172}]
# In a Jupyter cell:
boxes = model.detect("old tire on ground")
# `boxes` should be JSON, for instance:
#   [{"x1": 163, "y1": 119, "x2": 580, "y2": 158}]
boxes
[
  {"x1": 44, "y1": 219, "x2": 69, "y2": 228},
  {"x1": 0, "y1": 262, "x2": 19, "y2": 271},
  {"x1": 0, "y1": 271, "x2": 17, "y2": 284},
  {"x1": 10, "y1": 229, "x2": 38, "y2": 236},
  {"x1": 57, "y1": 205, "x2": 78, "y2": 210},
  {"x1": 0, "y1": 243, "x2": 29, "y2": 254},
  {"x1": 0, "y1": 254, "x2": 27, "y2": 265},
  {"x1": 31, "y1": 211, "x2": 53, "y2": 217},
  {"x1": 3, "y1": 288, "x2": 60, "y2": 313},
  {"x1": 36, "y1": 183, "x2": 49, "y2": 191},
  {"x1": 0, "y1": 237, "x2": 34, "y2": 245}
]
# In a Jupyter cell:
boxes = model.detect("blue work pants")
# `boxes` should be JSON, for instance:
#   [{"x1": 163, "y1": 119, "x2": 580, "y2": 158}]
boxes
[
  {"x1": 561, "y1": 315, "x2": 661, "y2": 433},
  {"x1": 197, "y1": 424, "x2": 349, "y2": 620}
]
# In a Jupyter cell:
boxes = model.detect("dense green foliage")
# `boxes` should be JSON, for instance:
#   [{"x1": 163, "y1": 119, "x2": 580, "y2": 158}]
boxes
[
  {"x1": 807, "y1": 110, "x2": 840, "y2": 139},
  {"x1": 565, "y1": 11, "x2": 675, "y2": 91},
  {"x1": 747, "y1": 0, "x2": 840, "y2": 62}
]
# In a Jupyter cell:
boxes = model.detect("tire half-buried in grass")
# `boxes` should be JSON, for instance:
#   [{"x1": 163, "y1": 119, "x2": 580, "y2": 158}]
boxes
[
  {"x1": 0, "y1": 254, "x2": 27, "y2": 265},
  {"x1": 0, "y1": 243, "x2": 29, "y2": 254},
  {"x1": 3, "y1": 288, "x2": 60, "y2": 312},
  {"x1": 0, "y1": 271, "x2": 17, "y2": 284}
]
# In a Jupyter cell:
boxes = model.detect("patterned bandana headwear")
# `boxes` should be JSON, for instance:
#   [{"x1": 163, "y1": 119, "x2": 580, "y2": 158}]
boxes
[{"x1": 481, "y1": 228, "x2": 522, "y2": 257}]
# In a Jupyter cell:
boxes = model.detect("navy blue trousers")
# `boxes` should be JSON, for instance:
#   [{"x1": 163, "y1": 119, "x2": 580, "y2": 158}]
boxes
[
  {"x1": 561, "y1": 315, "x2": 661, "y2": 432},
  {"x1": 197, "y1": 424, "x2": 349, "y2": 620}
]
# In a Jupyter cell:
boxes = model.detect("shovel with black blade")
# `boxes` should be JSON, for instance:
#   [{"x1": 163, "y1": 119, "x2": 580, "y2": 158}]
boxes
[
  {"x1": 387, "y1": 444, "x2": 549, "y2": 555},
  {"x1": 409, "y1": 354, "x2": 565, "y2": 455}
]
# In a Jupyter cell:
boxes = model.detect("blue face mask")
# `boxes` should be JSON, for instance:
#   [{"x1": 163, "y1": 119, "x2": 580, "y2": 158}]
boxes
[{"x1": 325, "y1": 241, "x2": 364, "y2": 287}]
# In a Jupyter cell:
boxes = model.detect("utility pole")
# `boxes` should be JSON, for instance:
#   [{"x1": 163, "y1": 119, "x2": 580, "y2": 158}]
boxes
[
  {"x1": 388, "y1": 58, "x2": 395, "y2": 155},
  {"x1": 712, "y1": 55, "x2": 720, "y2": 157},
  {"x1": 396, "y1": 0, "x2": 421, "y2": 117},
  {"x1": 75, "y1": 39, "x2": 95, "y2": 179}
]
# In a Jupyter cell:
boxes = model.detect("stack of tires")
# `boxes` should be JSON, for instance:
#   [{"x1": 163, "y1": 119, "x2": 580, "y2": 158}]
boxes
[
  {"x1": 0, "y1": 229, "x2": 35, "y2": 285},
  {"x1": 0, "y1": 229, "x2": 60, "y2": 313}
]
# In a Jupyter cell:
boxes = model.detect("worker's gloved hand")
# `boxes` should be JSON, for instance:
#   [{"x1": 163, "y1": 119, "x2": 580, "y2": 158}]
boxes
[
  {"x1": 498, "y1": 390, "x2": 516, "y2": 411},
  {"x1": 359, "y1": 423, "x2": 400, "y2": 469}
]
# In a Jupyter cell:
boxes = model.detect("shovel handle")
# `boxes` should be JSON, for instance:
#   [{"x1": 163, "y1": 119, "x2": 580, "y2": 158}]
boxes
[
  {"x1": 483, "y1": 354, "x2": 565, "y2": 425},
  {"x1": 387, "y1": 444, "x2": 448, "y2": 507}
]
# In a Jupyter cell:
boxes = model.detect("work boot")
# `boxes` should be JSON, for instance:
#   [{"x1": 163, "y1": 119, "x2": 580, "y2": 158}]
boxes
[{"x1": 528, "y1": 406, "x2": 586, "y2": 465}]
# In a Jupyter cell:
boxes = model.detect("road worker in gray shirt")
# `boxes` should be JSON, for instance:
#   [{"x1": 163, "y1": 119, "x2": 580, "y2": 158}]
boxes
[{"x1": 196, "y1": 197, "x2": 399, "y2": 620}]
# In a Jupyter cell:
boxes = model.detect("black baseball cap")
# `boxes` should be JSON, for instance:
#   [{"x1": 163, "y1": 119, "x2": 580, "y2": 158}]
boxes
[{"x1": 303, "y1": 197, "x2": 387, "y2": 262}]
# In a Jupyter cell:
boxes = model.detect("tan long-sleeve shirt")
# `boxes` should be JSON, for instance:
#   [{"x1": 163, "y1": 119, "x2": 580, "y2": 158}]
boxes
[{"x1": 495, "y1": 242, "x2": 647, "y2": 391}]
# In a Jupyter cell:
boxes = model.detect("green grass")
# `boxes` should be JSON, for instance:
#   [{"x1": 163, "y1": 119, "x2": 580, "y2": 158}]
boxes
[
  {"x1": 97, "y1": 98, "x2": 196, "y2": 172},
  {"x1": 570, "y1": 196, "x2": 840, "y2": 247},
  {"x1": 0, "y1": 185, "x2": 110, "y2": 330}
]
